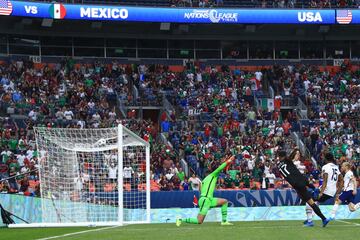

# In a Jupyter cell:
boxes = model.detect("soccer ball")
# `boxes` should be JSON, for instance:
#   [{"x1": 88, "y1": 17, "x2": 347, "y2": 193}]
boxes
[{"x1": 94, "y1": 138, "x2": 107, "y2": 147}]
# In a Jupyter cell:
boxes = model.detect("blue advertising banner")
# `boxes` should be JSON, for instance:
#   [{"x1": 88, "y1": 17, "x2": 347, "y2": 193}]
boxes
[
  {"x1": 1, "y1": 193, "x2": 360, "y2": 225},
  {"x1": 3, "y1": 1, "x2": 339, "y2": 24},
  {"x1": 150, "y1": 189, "x2": 360, "y2": 208},
  {"x1": 351, "y1": 10, "x2": 360, "y2": 24},
  {"x1": 81, "y1": 189, "x2": 360, "y2": 208}
]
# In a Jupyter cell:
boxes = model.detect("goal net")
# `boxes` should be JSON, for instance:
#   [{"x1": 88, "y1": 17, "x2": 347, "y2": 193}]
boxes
[{"x1": 10, "y1": 125, "x2": 150, "y2": 227}]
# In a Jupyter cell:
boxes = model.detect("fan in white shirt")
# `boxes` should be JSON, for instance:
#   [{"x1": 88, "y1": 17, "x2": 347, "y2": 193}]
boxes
[
  {"x1": 26, "y1": 148, "x2": 35, "y2": 160},
  {"x1": 16, "y1": 154, "x2": 26, "y2": 167},
  {"x1": 255, "y1": 71, "x2": 262, "y2": 81},
  {"x1": 64, "y1": 110, "x2": 74, "y2": 120},
  {"x1": 123, "y1": 166, "x2": 134, "y2": 180},
  {"x1": 265, "y1": 171, "x2": 276, "y2": 187},
  {"x1": 108, "y1": 164, "x2": 118, "y2": 180}
]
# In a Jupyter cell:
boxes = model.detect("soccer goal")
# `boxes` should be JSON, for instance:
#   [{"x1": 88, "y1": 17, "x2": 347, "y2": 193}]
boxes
[{"x1": 9, "y1": 125, "x2": 150, "y2": 228}]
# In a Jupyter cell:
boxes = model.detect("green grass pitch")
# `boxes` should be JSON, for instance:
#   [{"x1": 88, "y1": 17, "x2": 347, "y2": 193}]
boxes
[{"x1": 2, "y1": 220, "x2": 360, "y2": 240}]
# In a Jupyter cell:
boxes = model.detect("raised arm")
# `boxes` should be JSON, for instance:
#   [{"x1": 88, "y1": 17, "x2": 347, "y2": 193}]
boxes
[{"x1": 213, "y1": 156, "x2": 235, "y2": 176}]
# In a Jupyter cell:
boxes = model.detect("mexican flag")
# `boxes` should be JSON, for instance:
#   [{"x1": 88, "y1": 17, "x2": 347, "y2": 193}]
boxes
[
  {"x1": 49, "y1": 4, "x2": 66, "y2": 19},
  {"x1": 261, "y1": 98, "x2": 274, "y2": 111}
]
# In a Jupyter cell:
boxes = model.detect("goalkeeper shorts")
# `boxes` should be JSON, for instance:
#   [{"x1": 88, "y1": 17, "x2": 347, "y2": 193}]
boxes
[{"x1": 199, "y1": 197, "x2": 218, "y2": 216}]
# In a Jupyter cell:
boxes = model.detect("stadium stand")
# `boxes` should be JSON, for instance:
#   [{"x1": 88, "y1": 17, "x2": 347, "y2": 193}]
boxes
[{"x1": 1, "y1": 57, "x2": 359, "y2": 195}]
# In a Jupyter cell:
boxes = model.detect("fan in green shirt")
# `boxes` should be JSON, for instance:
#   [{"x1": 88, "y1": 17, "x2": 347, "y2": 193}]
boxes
[
  {"x1": 234, "y1": 174, "x2": 241, "y2": 188},
  {"x1": 228, "y1": 169, "x2": 239, "y2": 180},
  {"x1": 340, "y1": 81, "x2": 346, "y2": 94},
  {"x1": 242, "y1": 173, "x2": 251, "y2": 188},
  {"x1": 84, "y1": 78, "x2": 94, "y2": 88},
  {"x1": 58, "y1": 96, "x2": 67, "y2": 107},
  {"x1": 224, "y1": 175, "x2": 233, "y2": 188},
  {"x1": 8, "y1": 139, "x2": 18, "y2": 151},
  {"x1": 9, "y1": 161, "x2": 19, "y2": 171},
  {"x1": 177, "y1": 169, "x2": 185, "y2": 182},
  {"x1": 214, "y1": 151, "x2": 222, "y2": 160},
  {"x1": 184, "y1": 144, "x2": 193, "y2": 154},
  {"x1": 252, "y1": 167, "x2": 262, "y2": 181},
  {"x1": 262, "y1": 127, "x2": 270, "y2": 137},
  {"x1": 341, "y1": 143, "x2": 348, "y2": 154},
  {"x1": 1, "y1": 139, "x2": 8, "y2": 148},
  {"x1": 330, "y1": 146, "x2": 342, "y2": 159}
]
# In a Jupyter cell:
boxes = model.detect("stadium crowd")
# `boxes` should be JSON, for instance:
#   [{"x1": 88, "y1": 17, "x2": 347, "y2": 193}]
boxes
[
  {"x1": 0, "y1": 59, "x2": 359, "y2": 196},
  {"x1": 0, "y1": 59, "x2": 161, "y2": 195},
  {"x1": 268, "y1": 63, "x2": 360, "y2": 170}
]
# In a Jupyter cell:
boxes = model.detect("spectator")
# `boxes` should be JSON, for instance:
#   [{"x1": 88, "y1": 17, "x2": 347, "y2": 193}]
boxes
[
  {"x1": 188, "y1": 173, "x2": 201, "y2": 191},
  {"x1": 177, "y1": 167, "x2": 185, "y2": 182},
  {"x1": 216, "y1": 0, "x2": 224, "y2": 6},
  {"x1": 123, "y1": 164, "x2": 134, "y2": 183},
  {"x1": 108, "y1": 162, "x2": 118, "y2": 183},
  {"x1": 224, "y1": 174, "x2": 234, "y2": 188},
  {"x1": 251, "y1": 182, "x2": 260, "y2": 190},
  {"x1": 265, "y1": 170, "x2": 276, "y2": 188},
  {"x1": 182, "y1": 177, "x2": 190, "y2": 190},
  {"x1": 233, "y1": 174, "x2": 241, "y2": 188},
  {"x1": 242, "y1": 172, "x2": 251, "y2": 188}
]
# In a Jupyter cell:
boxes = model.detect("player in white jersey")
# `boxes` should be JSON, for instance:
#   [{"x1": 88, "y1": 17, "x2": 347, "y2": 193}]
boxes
[
  {"x1": 330, "y1": 162, "x2": 360, "y2": 219},
  {"x1": 304, "y1": 153, "x2": 340, "y2": 227}
]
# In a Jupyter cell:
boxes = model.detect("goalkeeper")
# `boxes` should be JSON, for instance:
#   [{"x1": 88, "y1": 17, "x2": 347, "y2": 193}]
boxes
[{"x1": 176, "y1": 155, "x2": 235, "y2": 226}]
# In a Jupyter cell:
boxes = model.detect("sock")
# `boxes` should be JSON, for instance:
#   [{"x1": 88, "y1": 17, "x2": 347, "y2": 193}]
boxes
[
  {"x1": 331, "y1": 204, "x2": 339, "y2": 218},
  {"x1": 354, "y1": 202, "x2": 360, "y2": 210},
  {"x1": 310, "y1": 203, "x2": 326, "y2": 221},
  {"x1": 184, "y1": 218, "x2": 199, "y2": 224},
  {"x1": 305, "y1": 203, "x2": 313, "y2": 222},
  {"x1": 221, "y1": 202, "x2": 228, "y2": 222}
]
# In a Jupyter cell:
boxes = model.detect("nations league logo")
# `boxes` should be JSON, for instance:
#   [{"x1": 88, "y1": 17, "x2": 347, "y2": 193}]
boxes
[{"x1": 184, "y1": 10, "x2": 238, "y2": 23}]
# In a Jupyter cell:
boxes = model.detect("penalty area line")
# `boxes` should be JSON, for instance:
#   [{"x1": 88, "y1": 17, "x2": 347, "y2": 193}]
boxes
[{"x1": 35, "y1": 226, "x2": 119, "y2": 240}]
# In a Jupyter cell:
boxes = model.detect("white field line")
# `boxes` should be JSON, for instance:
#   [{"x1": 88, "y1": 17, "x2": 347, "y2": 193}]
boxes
[
  {"x1": 34, "y1": 223, "x2": 360, "y2": 240},
  {"x1": 335, "y1": 219, "x2": 360, "y2": 226},
  {"x1": 35, "y1": 226, "x2": 119, "y2": 240}
]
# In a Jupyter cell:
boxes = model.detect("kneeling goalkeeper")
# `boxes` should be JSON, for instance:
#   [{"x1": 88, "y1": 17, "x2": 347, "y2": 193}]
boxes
[{"x1": 176, "y1": 155, "x2": 235, "y2": 226}]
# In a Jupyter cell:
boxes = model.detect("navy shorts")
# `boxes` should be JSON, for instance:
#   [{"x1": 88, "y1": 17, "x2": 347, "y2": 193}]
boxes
[{"x1": 339, "y1": 190, "x2": 355, "y2": 204}]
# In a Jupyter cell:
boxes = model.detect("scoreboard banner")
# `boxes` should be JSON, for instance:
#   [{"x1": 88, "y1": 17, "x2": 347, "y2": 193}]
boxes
[{"x1": 1, "y1": 1, "x2": 359, "y2": 24}]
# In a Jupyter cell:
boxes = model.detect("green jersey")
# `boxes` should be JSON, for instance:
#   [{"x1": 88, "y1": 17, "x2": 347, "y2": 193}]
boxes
[
  {"x1": 224, "y1": 177, "x2": 233, "y2": 188},
  {"x1": 177, "y1": 171, "x2": 185, "y2": 181},
  {"x1": 228, "y1": 170, "x2": 239, "y2": 180},
  {"x1": 200, "y1": 161, "x2": 228, "y2": 198},
  {"x1": 234, "y1": 178, "x2": 241, "y2": 187}
]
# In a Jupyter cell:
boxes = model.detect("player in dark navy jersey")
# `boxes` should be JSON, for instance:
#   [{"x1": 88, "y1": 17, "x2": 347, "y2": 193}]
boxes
[{"x1": 277, "y1": 150, "x2": 331, "y2": 227}]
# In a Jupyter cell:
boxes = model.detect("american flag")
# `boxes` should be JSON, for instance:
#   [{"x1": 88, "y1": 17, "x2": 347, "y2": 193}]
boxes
[
  {"x1": 0, "y1": 0, "x2": 12, "y2": 16},
  {"x1": 336, "y1": 10, "x2": 352, "y2": 24}
]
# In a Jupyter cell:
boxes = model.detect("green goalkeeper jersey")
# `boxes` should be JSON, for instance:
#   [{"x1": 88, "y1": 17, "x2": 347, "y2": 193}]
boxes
[{"x1": 200, "y1": 161, "x2": 228, "y2": 198}]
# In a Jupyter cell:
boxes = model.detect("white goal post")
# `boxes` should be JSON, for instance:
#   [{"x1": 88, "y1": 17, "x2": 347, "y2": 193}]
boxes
[{"x1": 9, "y1": 124, "x2": 150, "y2": 228}]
